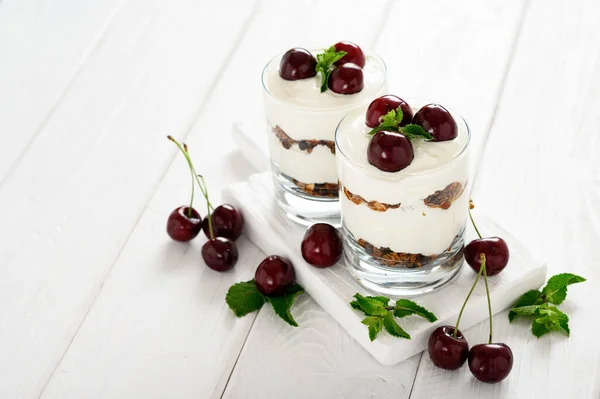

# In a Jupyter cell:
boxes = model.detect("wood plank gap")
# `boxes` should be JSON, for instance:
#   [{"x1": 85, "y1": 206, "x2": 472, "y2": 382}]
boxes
[
  {"x1": 36, "y1": 3, "x2": 262, "y2": 397},
  {"x1": 470, "y1": 0, "x2": 532, "y2": 189},
  {"x1": 407, "y1": 352, "x2": 424, "y2": 399},
  {"x1": 0, "y1": 0, "x2": 124, "y2": 190}
]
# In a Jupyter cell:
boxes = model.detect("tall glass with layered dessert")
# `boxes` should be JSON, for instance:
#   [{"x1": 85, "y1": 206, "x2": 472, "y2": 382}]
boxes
[
  {"x1": 262, "y1": 42, "x2": 387, "y2": 225},
  {"x1": 336, "y1": 95, "x2": 470, "y2": 295}
]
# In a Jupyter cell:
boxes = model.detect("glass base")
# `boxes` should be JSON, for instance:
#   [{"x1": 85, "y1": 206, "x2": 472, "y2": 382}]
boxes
[
  {"x1": 343, "y1": 225, "x2": 465, "y2": 297},
  {"x1": 272, "y1": 165, "x2": 341, "y2": 227}
]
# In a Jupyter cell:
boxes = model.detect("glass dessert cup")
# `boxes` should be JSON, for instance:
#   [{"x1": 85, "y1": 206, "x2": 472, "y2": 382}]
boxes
[
  {"x1": 261, "y1": 50, "x2": 387, "y2": 226},
  {"x1": 336, "y1": 102, "x2": 470, "y2": 296}
]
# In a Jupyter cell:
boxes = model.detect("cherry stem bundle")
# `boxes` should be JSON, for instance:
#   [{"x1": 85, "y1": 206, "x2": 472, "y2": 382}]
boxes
[
  {"x1": 167, "y1": 136, "x2": 215, "y2": 238},
  {"x1": 454, "y1": 255, "x2": 484, "y2": 338}
]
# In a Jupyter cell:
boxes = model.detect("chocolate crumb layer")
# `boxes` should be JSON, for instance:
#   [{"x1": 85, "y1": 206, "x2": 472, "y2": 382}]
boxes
[
  {"x1": 343, "y1": 186, "x2": 401, "y2": 212},
  {"x1": 291, "y1": 178, "x2": 338, "y2": 198},
  {"x1": 273, "y1": 125, "x2": 335, "y2": 155},
  {"x1": 357, "y1": 237, "x2": 462, "y2": 268},
  {"x1": 424, "y1": 182, "x2": 465, "y2": 210}
]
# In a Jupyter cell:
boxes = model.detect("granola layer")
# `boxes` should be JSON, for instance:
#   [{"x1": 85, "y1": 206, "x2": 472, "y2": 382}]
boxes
[
  {"x1": 291, "y1": 178, "x2": 338, "y2": 198},
  {"x1": 273, "y1": 125, "x2": 335, "y2": 155},
  {"x1": 357, "y1": 237, "x2": 462, "y2": 268},
  {"x1": 342, "y1": 185, "x2": 401, "y2": 212},
  {"x1": 424, "y1": 182, "x2": 465, "y2": 210}
]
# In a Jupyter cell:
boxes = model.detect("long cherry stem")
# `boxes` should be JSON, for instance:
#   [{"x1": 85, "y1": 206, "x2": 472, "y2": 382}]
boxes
[
  {"x1": 199, "y1": 175, "x2": 215, "y2": 239},
  {"x1": 481, "y1": 254, "x2": 493, "y2": 343},
  {"x1": 468, "y1": 200, "x2": 482, "y2": 239},
  {"x1": 454, "y1": 255, "x2": 485, "y2": 338},
  {"x1": 168, "y1": 136, "x2": 196, "y2": 218}
]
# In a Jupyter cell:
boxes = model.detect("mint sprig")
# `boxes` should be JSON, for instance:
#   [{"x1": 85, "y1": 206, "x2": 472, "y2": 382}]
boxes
[
  {"x1": 315, "y1": 45, "x2": 347, "y2": 93},
  {"x1": 350, "y1": 293, "x2": 437, "y2": 341},
  {"x1": 508, "y1": 273, "x2": 585, "y2": 338},
  {"x1": 226, "y1": 279, "x2": 305, "y2": 326},
  {"x1": 367, "y1": 109, "x2": 433, "y2": 141}
]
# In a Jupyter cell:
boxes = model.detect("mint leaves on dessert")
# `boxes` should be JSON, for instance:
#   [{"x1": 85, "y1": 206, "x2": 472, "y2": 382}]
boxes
[
  {"x1": 315, "y1": 46, "x2": 347, "y2": 93},
  {"x1": 368, "y1": 109, "x2": 433, "y2": 141},
  {"x1": 508, "y1": 273, "x2": 585, "y2": 338},
  {"x1": 226, "y1": 279, "x2": 305, "y2": 326},
  {"x1": 350, "y1": 293, "x2": 437, "y2": 341}
]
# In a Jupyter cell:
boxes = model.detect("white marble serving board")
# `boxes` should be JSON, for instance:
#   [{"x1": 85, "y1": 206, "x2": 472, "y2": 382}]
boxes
[{"x1": 223, "y1": 171, "x2": 547, "y2": 365}]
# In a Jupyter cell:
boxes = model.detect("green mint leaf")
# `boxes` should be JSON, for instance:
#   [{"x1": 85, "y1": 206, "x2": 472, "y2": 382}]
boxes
[
  {"x1": 226, "y1": 280, "x2": 267, "y2": 317},
  {"x1": 537, "y1": 305, "x2": 570, "y2": 336},
  {"x1": 267, "y1": 284, "x2": 304, "y2": 327},
  {"x1": 352, "y1": 293, "x2": 388, "y2": 316},
  {"x1": 400, "y1": 124, "x2": 434, "y2": 141},
  {"x1": 508, "y1": 289, "x2": 543, "y2": 322},
  {"x1": 362, "y1": 316, "x2": 383, "y2": 341},
  {"x1": 368, "y1": 109, "x2": 403, "y2": 136},
  {"x1": 370, "y1": 296, "x2": 391, "y2": 306},
  {"x1": 393, "y1": 299, "x2": 438, "y2": 322},
  {"x1": 532, "y1": 319, "x2": 551, "y2": 338},
  {"x1": 542, "y1": 273, "x2": 586, "y2": 305},
  {"x1": 315, "y1": 45, "x2": 347, "y2": 93},
  {"x1": 350, "y1": 300, "x2": 362, "y2": 310},
  {"x1": 509, "y1": 305, "x2": 544, "y2": 318},
  {"x1": 383, "y1": 311, "x2": 411, "y2": 339}
]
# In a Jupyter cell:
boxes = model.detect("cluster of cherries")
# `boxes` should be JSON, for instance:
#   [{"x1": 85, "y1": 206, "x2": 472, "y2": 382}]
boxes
[
  {"x1": 253, "y1": 223, "x2": 343, "y2": 296},
  {"x1": 428, "y1": 203, "x2": 513, "y2": 383},
  {"x1": 279, "y1": 41, "x2": 366, "y2": 94},
  {"x1": 365, "y1": 95, "x2": 458, "y2": 172},
  {"x1": 165, "y1": 136, "x2": 244, "y2": 272}
]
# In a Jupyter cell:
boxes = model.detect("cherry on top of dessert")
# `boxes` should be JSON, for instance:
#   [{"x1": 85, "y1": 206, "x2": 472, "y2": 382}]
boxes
[
  {"x1": 333, "y1": 41, "x2": 365, "y2": 68},
  {"x1": 279, "y1": 48, "x2": 317, "y2": 81},
  {"x1": 412, "y1": 104, "x2": 458, "y2": 142},
  {"x1": 328, "y1": 63, "x2": 364, "y2": 95},
  {"x1": 367, "y1": 130, "x2": 414, "y2": 172},
  {"x1": 366, "y1": 95, "x2": 413, "y2": 128}
]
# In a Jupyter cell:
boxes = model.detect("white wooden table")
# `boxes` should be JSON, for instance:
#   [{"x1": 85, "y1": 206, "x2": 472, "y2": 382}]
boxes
[{"x1": 1, "y1": 0, "x2": 598, "y2": 397}]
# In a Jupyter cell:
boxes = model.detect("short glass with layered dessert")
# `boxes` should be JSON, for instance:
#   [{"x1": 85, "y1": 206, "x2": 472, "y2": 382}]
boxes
[
  {"x1": 261, "y1": 42, "x2": 387, "y2": 225},
  {"x1": 336, "y1": 95, "x2": 470, "y2": 296}
]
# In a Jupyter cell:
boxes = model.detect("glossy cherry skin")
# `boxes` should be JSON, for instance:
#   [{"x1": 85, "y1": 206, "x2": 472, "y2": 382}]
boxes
[
  {"x1": 464, "y1": 237, "x2": 509, "y2": 276},
  {"x1": 301, "y1": 223, "x2": 343, "y2": 268},
  {"x1": 328, "y1": 63, "x2": 364, "y2": 94},
  {"x1": 365, "y1": 95, "x2": 413, "y2": 128},
  {"x1": 412, "y1": 104, "x2": 457, "y2": 142},
  {"x1": 428, "y1": 326, "x2": 469, "y2": 370},
  {"x1": 333, "y1": 41, "x2": 365, "y2": 67},
  {"x1": 254, "y1": 256, "x2": 295, "y2": 296},
  {"x1": 203, "y1": 204, "x2": 244, "y2": 241},
  {"x1": 166, "y1": 206, "x2": 202, "y2": 242},
  {"x1": 367, "y1": 130, "x2": 414, "y2": 172},
  {"x1": 201, "y1": 237, "x2": 238, "y2": 272},
  {"x1": 279, "y1": 48, "x2": 317, "y2": 81},
  {"x1": 468, "y1": 343, "x2": 513, "y2": 383}
]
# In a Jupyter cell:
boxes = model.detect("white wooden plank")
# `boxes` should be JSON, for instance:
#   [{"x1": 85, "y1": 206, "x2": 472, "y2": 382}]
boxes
[
  {"x1": 223, "y1": 0, "x2": 526, "y2": 397},
  {"x1": 39, "y1": 0, "x2": 392, "y2": 398},
  {"x1": 0, "y1": 1, "x2": 256, "y2": 397},
  {"x1": 0, "y1": 0, "x2": 121, "y2": 179},
  {"x1": 410, "y1": 0, "x2": 600, "y2": 397}
]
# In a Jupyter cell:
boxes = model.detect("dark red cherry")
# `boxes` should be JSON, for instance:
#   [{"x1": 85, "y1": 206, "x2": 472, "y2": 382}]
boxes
[
  {"x1": 428, "y1": 326, "x2": 469, "y2": 370},
  {"x1": 367, "y1": 130, "x2": 414, "y2": 172},
  {"x1": 328, "y1": 63, "x2": 363, "y2": 94},
  {"x1": 468, "y1": 343, "x2": 513, "y2": 383},
  {"x1": 279, "y1": 48, "x2": 317, "y2": 81},
  {"x1": 301, "y1": 223, "x2": 343, "y2": 268},
  {"x1": 166, "y1": 206, "x2": 202, "y2": 242},
  {"x1": 365, "y1": 95, "x2": 413, "y2": 128},
  {"x1": 254, "y1": 256, "x2": 295, "y2": 296},
  {"x1": 464, "y1": 237, "x2": 509, "y2": 276},
  {"x1": 412, "y1": 104, "x2": 457, "y2": 142},
  {"x1": 203, "y1": 204, "x2": 244, "y2": 241},
  {"x1": 201, "y1": 237, "x2": 238, "y2": 272},
  {"x1": 333, "y1": 41, "x2": 365, "y2": 68}
]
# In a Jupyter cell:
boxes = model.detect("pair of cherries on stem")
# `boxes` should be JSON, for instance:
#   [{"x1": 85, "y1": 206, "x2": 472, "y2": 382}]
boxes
[
  {"x1": 280, "y1": 41, "x2": 366, "y2": 94},
  {"x1": 165, "y1": 136, "x2": 244, "y2": 272},
  {"x1": 428, "y1": 205, "x2": 512, "y2": 383}
]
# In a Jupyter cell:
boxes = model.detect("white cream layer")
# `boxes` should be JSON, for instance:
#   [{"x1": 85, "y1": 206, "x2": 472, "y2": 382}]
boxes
[
  {"x1": 262, "y1": 50, "x2": 387, "y2": 184},
  {"x1": 336, "y1": 103, "x2": 470, "y2": 255}
]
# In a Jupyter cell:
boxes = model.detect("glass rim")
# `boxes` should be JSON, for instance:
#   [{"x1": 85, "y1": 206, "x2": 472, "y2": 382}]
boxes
[
  {"x1": 335, "y1": 99, "x2": 471, "y2": 178},
  {"x1": 261, "y1": 49, "x2": 388, "y2": 113}
]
